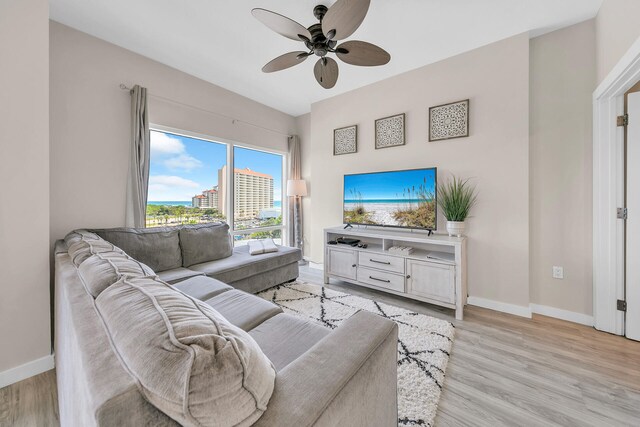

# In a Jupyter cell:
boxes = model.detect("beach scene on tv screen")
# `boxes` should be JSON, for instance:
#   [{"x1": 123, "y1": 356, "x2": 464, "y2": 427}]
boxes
[{"x1": 344, "y1": 169, "x2": 436, "y2": 229}]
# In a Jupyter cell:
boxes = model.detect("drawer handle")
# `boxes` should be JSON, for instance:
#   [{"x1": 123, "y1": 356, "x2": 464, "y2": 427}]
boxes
[
  {"x1": 352, "y1": 264, "x2": 357, "y2": 268},
  {"x1": 369, "y1": 258, "x2": 391, "y2": 265},
  {"x1": 369, "y1": 276, "x2": 391, "y2": 283}
]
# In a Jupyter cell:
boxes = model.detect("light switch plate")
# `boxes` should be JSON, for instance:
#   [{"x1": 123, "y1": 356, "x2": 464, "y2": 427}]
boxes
[{"x1": 552, "y1": 266, "x2": 564, "y2": 279}]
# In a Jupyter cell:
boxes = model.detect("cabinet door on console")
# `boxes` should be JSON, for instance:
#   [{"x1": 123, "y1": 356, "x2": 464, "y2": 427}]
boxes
[
  {"x1": 326, "y1": 247, "x2": 358, "y2": 280},
  {"x1": 406, "y1": 259, "x2": 455, "y2": 304}
]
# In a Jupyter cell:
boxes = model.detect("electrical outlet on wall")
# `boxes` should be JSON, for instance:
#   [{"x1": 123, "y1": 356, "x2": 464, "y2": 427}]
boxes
[{"x1": 552, "y1": 266, "x2": 564, "y2": 279}]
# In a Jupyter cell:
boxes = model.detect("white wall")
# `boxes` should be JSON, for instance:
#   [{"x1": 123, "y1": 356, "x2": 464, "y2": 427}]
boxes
[
  {"x1": 596, "y1": 0, "x2": 640, "y2": 83},
  {"x1": 529, "y1": 20, "x2": 596, "y2": 317},
  {"x1": 305, "y1": 34, "x2": 531, "y2": 308},
  {"x1": 50, "y1": 22, "x2": 297, "y2": 244},
  {"x1": 0, "y1": 0, "x2": 52, "y2": 378}
]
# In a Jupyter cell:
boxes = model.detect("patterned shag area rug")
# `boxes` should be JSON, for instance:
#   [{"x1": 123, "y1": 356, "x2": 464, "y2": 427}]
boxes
[{"x1": 257, "y1": 281, "x2": 455, "y2": 427}]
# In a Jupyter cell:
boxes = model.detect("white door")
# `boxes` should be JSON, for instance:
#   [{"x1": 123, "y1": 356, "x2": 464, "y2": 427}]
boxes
[{"x1": 626, "y1": 92, "x2": 640, "y2": 341}]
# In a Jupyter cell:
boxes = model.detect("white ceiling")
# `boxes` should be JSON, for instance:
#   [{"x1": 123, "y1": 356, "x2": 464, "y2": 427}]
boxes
[{"x1": 49, "y1": 0, "x2": 603, "y2": 116}]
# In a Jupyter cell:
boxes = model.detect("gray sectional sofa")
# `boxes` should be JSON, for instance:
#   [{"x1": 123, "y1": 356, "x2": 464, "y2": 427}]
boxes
[
  {"x1": 91, "y1": 223, "x2": 302, "y2": 293},
  {"x1": 55, "y1": 223, "x2": 399, "y2": 427}
]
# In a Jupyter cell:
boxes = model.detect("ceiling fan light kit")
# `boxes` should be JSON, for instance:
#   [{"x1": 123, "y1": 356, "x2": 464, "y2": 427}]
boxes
[{"x1": 252, "y1": 0, "x2": 390, "y2": 89}]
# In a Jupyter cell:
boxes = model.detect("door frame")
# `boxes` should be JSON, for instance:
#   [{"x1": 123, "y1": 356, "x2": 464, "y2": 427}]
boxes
[{"x1": 593, "y1": 37, "x2": 640, "y2": 335}]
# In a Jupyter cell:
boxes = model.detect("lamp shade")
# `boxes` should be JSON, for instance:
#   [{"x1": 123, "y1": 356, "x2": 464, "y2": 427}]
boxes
[{"x1": 287, "y1": 179, "x2": 308, "y2": 197}]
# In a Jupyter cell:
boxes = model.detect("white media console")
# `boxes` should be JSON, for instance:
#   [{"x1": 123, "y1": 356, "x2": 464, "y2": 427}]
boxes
[{"x1": 323, "y1": 226, "x2": 467, "y2": 319}]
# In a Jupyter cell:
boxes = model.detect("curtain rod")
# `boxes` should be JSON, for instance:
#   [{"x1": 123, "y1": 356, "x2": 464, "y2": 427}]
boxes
[{"x1": 119, "y1": 84, "x2": 292, "y2": 138}]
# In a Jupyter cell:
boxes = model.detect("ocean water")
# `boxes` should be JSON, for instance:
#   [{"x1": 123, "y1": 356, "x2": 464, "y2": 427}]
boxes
[
  {"x1": 344, "y1": 199, "x2": 431, "y2": 204},
  {"x1": 148, "y1": 200, "x2": 283, "y2": 208},
  {"x1": 147, "y1": 201, "x2": 191, "y2": 207}
]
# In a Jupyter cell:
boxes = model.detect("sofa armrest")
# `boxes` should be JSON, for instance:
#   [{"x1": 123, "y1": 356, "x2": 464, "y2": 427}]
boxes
[{"x1": 254, "y1": 310, "x2": 398, "y2": 427}]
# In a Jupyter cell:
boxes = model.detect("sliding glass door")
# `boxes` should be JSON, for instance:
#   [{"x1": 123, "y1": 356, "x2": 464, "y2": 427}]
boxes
[{"x1": 231, "y1": 146, "x2": 284, "y2": 246}]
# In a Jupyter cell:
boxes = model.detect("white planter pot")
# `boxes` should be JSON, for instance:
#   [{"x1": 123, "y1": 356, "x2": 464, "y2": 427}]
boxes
[{"x1": 446, "y1": 221, "x2": 466, "y2": 237}]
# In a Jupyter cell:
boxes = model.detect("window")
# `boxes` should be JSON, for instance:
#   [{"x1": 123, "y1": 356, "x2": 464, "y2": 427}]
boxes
[
  {"x1": 147, "y1": 130, "x2": 227, "y2": 227},
  {"x1": 147, "y1": 129, "x2": 285, "y2": 245}
]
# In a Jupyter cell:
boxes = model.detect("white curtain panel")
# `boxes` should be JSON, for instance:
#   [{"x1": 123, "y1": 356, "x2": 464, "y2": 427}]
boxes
[
  {"x1": 288, "y1": 135, "x2": 302, "y2": 248},
  {"x1": 125, "y1": 85, "x2": 150, "y2": 228}
]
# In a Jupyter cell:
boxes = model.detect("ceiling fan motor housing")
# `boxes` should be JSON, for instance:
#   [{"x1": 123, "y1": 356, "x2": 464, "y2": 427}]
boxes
[
  {"x1": 308, "y1": 24, "x2": 326, "y2": 43},
  {"x1": 306, "y1": 23, "x2": 332, "y2": 56}
]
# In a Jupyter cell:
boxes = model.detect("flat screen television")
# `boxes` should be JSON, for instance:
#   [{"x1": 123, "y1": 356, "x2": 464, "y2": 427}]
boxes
[{"x1": 343, "y1": 167, "x2": 437, "y2": 230}]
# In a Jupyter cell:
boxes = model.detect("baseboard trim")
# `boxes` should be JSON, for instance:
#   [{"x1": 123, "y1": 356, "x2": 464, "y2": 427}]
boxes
[
  {"x1": 466, "y1": 297, "x2": 594, "y2": 325},
  {"x1": 467, "y1": 296, "x2": 532, "y2": 318},
  {"x1": 530, "y1": 304, "x2": 594, "y2": 326},
  {"x1": 0, "y1": 354, "x2": 54, "y2": 388}
]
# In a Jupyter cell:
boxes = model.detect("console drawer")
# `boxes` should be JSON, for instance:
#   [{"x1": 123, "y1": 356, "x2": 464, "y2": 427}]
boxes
[
  {"x1": 357, "y1": 267, "x2": 405, "y2": 293},
  {"x1": 358, "y1": 252, "x2": 405, "y2": 274}
]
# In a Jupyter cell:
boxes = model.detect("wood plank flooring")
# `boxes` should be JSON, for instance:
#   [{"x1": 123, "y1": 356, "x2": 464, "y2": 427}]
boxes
[
  {"x1": 303, "y1": 267, "x2": 640, "y2": 427},
  {"x1": 0, "y1": 369, "x2": 58, "y2": 427},
  {"x1": 2, "y1": 266, "x2": 639, "y2": 426}
]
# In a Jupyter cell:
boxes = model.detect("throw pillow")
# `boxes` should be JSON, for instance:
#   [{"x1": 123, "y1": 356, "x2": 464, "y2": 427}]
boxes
[
  {"x1": 179, "y1": 223, "x2": 233, "y2": 267},
  {"x1": 92, "y1": 227, "x2": 183, "y2": 272}
]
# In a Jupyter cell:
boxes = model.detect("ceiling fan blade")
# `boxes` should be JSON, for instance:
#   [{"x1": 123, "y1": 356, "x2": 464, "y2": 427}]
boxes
[
  {"x1": 262, "y1": 51, "x2": 310, "y2": 73},
  {"x1": 336, "y1": 41, "x2": 390, "y2": 66},
  {"x1": 252, "y1": 8, "x2": 312, "y2": 42},
  {"x1": 322, "y1": 0, "x2": 370, "y2": 40},
  {"x1": 314, "y1": 57, "x2": 339, "y2": 89}
]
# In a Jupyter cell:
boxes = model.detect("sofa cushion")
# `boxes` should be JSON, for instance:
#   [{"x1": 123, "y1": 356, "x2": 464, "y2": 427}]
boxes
[
  {"x1": 64, "y1": 229, "x2": 101, "y2": 248},
  {"x1": 78, "y1": 252, "x2": 156, "y2": 298},
  {"x1": 67, "y1": 237, "x2": 124, "y2": 267},
  {"x1": 190, "y1": 245, "x2": 302, "y2": 284},
  {"x1": 173, "y1": 276, "x2": 233, "y2": 301},
  {"x1": 249, "y1": 313, "x2": 330, "y2": 371},
  {"x1": 179, "y1": 223, "x2": 233, "y2": 267},
  {"x1": 156, "y1": 267, "x2": 205, "y2": 285},
  {"x1": 95, "y1": 276, "x2": 275, "y2": 427},
  {"x1": 93, "y1": 227, "x2": 182, "y2": 272},
  {"x1": 204, "y1": 290, "x2": 282, "y2": 331}
]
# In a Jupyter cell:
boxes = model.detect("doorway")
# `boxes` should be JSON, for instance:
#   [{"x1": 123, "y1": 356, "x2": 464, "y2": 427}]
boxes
[
  {"x1": 593, "y1": 37, "x2": 640, "y2": 336},
  {"x1": 625, "y1": 83, "x2": 640, "y2": 340}
]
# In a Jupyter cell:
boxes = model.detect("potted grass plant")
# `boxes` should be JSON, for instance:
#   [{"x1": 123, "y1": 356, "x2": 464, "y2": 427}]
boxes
[{"x1": 437, "y1": 175, "x2": 478, "y2": 237}]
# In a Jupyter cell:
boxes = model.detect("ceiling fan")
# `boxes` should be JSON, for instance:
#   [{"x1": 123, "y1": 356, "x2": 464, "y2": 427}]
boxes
[{"x1": 252, "y1": 0, "x2": 390, "y2": 89}]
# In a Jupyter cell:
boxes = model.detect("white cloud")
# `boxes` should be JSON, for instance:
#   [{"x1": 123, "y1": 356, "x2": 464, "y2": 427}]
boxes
[
  {"x1": 150, "y1": 131, "x2": 185, "y2": 155},
  {"x1": 148, "y1": 175, "x2": 201, "y2": 201},
  {"x1": 164, "y1": 154, "x2": 203, "y2": 171},
  {"x1": 151, "y1": 131, "x2": 203, "y2": 172}
]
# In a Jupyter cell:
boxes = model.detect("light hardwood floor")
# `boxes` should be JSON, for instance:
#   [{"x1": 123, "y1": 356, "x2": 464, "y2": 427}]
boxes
[
  {"x1": 2, "y1": 266, "x2": 640, "y2": 426},
  {"x1": 0, "y1": 369, "x2": 58, "y2": 427}
]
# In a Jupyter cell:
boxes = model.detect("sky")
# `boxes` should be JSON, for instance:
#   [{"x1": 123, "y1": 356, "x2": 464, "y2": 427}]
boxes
[
  {"x1": 148, "y1": 130, "x2": 282, "y2": 201},
  {"x1": 344, "y1": 168, "x2": 436, "y2": 200}
]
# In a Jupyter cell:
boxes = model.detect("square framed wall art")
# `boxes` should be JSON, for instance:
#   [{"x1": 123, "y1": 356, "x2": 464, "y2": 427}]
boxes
[
  {"x1": 375, "y1": 113, "x2": 405, "y2": 149},
  {"x1": 429, "y1": 99, "x2": 469, "y2": 141},
  {"x1": 333, "y1": 125, "x2": 358, "y2": 155}
]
